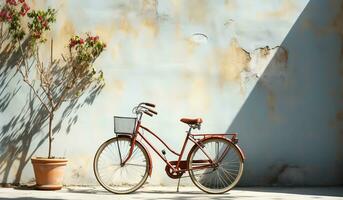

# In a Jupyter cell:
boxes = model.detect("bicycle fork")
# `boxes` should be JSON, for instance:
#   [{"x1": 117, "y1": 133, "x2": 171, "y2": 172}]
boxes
[{"x1": 117, "y1": 135, "x2": 138, "y2": 166}]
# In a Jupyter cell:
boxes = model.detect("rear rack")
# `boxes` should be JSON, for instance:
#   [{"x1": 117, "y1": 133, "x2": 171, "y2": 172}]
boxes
[{"x1": 191, "y1": 133, "x2": 239, "y2": 144}]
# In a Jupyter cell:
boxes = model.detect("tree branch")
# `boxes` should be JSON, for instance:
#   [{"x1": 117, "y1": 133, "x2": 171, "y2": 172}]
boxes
[{"x1": 17, "y1": 40, "x2": 51, "y2": 113}]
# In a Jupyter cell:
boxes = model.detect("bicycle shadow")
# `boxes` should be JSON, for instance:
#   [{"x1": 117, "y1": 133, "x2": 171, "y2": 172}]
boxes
[
  {"x1": 63, "y1": 186, "x2": 247, "y2": 200},
  {"x1": 0, "y1": 198, "x2": 63, "y2": 200}
]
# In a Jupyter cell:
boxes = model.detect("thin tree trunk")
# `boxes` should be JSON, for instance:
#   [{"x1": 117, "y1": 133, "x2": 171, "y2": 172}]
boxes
[{"x1": 48, "y1": 112, "x2": 54, "y2": 158}]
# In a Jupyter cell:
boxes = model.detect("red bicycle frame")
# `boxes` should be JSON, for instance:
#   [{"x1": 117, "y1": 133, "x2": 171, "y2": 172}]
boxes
[{"x1": 121, "y1": 119, "x2": 239, "y2": 174}]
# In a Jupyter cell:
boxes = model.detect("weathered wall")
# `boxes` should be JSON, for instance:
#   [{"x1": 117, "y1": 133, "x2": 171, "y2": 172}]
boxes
[
  {"x1": 229, "y1": 0, "x2": 343, "y2": 186},
  {"x1": 0, "y1": 0, "x2": 342, "y2": 186}
]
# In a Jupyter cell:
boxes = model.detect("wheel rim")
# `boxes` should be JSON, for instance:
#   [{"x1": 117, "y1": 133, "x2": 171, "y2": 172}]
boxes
[
  {"x1": 94, "y1": 137, "x2": 149, "y2": 194},
  {"x1": 188, "y1": 138, "x2": 243, "y2": 194}
]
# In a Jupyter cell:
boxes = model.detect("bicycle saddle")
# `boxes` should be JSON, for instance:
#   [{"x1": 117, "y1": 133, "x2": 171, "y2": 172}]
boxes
[{"x1": 180, "y1": 118, "x2": 203, "y2": 125}]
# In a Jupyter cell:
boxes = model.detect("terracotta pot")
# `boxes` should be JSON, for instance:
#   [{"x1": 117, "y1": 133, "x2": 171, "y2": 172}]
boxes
[{"x1": 31, "y1": 157, "x2": 68, "y2": 190}]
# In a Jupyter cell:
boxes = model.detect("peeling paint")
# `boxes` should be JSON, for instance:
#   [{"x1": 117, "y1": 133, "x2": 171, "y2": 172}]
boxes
[
  {"x1": 257, "y1": 46, "x2": 271, "y2": 58},
  {"x1": 216, "y1": 39, "x2": 251, "y2": 85}
]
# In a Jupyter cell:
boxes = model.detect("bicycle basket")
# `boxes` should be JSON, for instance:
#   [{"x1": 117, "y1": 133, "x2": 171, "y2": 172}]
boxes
[{"x1": 113, "y1": 116, "x2": 137, "y2": 135}]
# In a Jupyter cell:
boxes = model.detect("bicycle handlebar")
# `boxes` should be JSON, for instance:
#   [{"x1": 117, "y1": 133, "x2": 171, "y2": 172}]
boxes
[
  {"x1": 141, "y1": 106, "x2": 158, "y2": 115},
  {"x1": 142, "y1": 102, "x2": 155, "y2": 108},
  {"x1": 134, "y1": 102, "x2": 157, "y2": 117},
  {"x1": 143, "y1": 111, "x2": 153, "y2": 117}
]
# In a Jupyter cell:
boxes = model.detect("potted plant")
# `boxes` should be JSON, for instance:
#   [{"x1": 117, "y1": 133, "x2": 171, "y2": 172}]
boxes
[{"x1": 1, "y1": 0, "x2": 106, "y2": 189}]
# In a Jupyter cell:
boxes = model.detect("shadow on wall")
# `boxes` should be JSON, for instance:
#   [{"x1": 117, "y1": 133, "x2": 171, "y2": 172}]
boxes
[
  {"x1": 0, "y1": 37, "x2": 103, "y2": 184},
  {"x1": 228, "y1": 0, "x2": 343, "y2": 186}
]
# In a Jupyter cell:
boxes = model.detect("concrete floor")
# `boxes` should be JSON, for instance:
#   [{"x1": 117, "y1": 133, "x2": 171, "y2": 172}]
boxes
[{"x1": 0, "y1": 186, "x2": 342, "y2": 200}]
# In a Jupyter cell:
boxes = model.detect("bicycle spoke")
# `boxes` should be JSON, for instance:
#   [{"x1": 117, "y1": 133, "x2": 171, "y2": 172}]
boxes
[
  {"x1": 189, "y1": 138, "x2": 243, "y2": 194},
  {"x1": 125, "y1": 163, "x2": 146, "y2": 167},
  {"x1": 221, "y1": 167, "x2": 234, "y2": 184},
  {"x1": 221, "y1": 166, "x2": 238, "y2": 180},
  {"x1": 94, "y1": 137, "x2": 149, "y2": 194}
]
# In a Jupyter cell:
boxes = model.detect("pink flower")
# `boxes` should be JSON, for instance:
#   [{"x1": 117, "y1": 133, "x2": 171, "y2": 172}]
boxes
[
  {"x1": 69, "y1": 42, "x2": 76, "y2": 48},
  {"x1": 69, "y1": 38, "x2": 78, "y2": 48},
  {"x1": 19, "y1": 0, "x2": 25, "y2": 3},
  {"x1": 42, "y1": 21, "x2": 48, "y2": 28},
  {"x1": 6, "y1": 12, "x2": 12, "y2": 21},
  {"x1": 38, "y1": 15, "x2": 42, "y2": 21},
  {"x1": 79, "y1": 39, "x2": 84, "y2": 44},
  {"x1": 22, "y1": 2, "x2": 30, "y2": 11},
  {"x1": 20, "y1": 3, "x2": 30, "y2": 16},
  {"x1": 6, "y1": 0, "x2": 17, "y2": 6},
  {"x1": 0, "y1": 10, "x2": 6, "y2": 18},
  {"x1": 33, "y1": 31, "x2": 41, "y2": 38}
]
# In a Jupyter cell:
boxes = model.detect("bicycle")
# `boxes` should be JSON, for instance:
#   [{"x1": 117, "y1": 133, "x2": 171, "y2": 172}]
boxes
[{"x1": 93, "y1": 102, "x2": 245, "y2": 194}]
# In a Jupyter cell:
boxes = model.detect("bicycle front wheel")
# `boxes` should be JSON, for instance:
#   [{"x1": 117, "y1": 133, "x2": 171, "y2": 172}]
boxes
[
  {"x1": 188, "y1": 137, "x2": 244, "y2": 194},
  {"x1": 93, "y1": 136, "x2": 149, "y2": 194}
]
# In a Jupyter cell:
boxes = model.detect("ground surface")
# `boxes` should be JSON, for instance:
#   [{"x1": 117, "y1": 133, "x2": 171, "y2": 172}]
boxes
[{"x1": 0, "y1": 186, "x2": 342, "y2": 200}]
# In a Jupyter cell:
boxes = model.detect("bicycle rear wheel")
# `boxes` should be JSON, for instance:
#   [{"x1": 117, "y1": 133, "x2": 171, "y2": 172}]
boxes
[
  {"x1": 188, "y1": 137, "x2": 244, "y2": 194},
  {"x1": 93, "y1": 136, "x2": 149, "y2": 194}
]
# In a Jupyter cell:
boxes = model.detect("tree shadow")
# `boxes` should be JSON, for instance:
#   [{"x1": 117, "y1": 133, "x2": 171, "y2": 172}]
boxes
[
  {"x1": 227, "y1": 0, "x2": 343, "y2": 188},
  {"x1": 0, "y1": 37, "x2": 104, "y2": 185}
]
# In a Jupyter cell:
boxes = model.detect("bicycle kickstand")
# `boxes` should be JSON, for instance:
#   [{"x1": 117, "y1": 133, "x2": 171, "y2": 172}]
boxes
[{"x1": 176, "y1": 177, "x2": 181, "y2": 192}]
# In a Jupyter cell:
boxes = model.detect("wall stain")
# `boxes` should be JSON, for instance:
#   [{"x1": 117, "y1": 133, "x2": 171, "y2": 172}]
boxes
[
  {"x1": 104, "y1": 79, "x2": 124, "y2": 96},
  {"x1": 266, "y1": 88, "x2": 276, "y2": 113},
  {"x1": 224, "y1": 0, "x2": 237, "y2": 11},
  {"x1": 30, "y1": 0, "x2": 48, "y2": 9},
  {"x1": 336, "y1": 110, "x2": 343, "y2": 121},
  {"x1": 258, "y1": 46, "x2": 271, "y2": 58},
  {"x1": 216, "y1": 38, "x2": 251, "y2": 85},
  {"x1": 333, "y1": 2, "x2": 343, "y2": 178},
  {"x1": 94, "y1": 23, "x2": 116, "y2": 44},
  {"x1": 142, "y1": 19, "x2": 159, "y2": 37},
  {"x1": 257, "y1": 46, "x2": 289, "y2": 121},
  {"x1": 185, "y1": 38, "x2": 198, "y2": 55},
  {"x1": 274, "y1": 46, "x2": 289, "y2": 64},
  {"x1": 268, "y1": 164, "x2": 304, "y2": 186},
  {"x1": 333, "y1": 1, "x2": 343, "y2": 58},
  {"x1": 55, "y1": 20, "x2": 75, "y2": 55},
  {"x1": 118, "y1": 15, "x2": 137, "y2": 36},
  {"x1": 259, "y1": 0, "x2": 296, "y2": 19},
  {"x1": 188, "y1": 76, "x2": 210, "y2": 112},
  {"x1": 141, "y1": 0, "x2": 159, "y2": 37},
  {"x1": 186, "y1": 0, "x2": 208, "y2": 24},
  {"x1": 260, "y1": 80, "x2": 279, "y2": 121},
  {"x1": 179, "y1": 71, "x2": 210, "y2": 112},
  {"x1": 256, "y1": 46, "x2": 288, "y2": 64}
]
